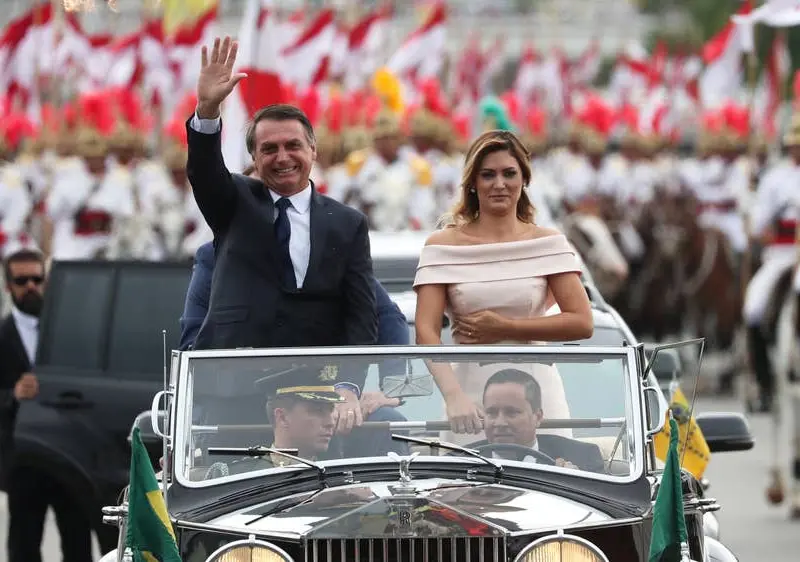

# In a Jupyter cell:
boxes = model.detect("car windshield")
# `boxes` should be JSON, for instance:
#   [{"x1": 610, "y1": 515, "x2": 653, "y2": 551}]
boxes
[{"x1": 175, "y1": 347, "x2": 642, "y2": 487}]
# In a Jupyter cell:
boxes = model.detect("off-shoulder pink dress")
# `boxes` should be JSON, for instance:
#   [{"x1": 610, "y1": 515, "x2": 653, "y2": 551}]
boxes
[{"x1": 413, "y1": 234, "x2": 582, "y2": 444}]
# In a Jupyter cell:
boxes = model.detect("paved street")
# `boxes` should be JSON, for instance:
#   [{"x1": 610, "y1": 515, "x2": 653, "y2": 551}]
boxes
[
  {"x1": 696, "y1": 395, "x2": 800, "y2": 561},
  {"x1": 0, "y1": 395, "x2": 795, "y2": 561}
]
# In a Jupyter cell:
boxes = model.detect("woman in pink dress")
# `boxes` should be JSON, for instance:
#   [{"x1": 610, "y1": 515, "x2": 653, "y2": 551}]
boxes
[{"x1": 413, "y1": 130, "x2": 593, "y2": 442}]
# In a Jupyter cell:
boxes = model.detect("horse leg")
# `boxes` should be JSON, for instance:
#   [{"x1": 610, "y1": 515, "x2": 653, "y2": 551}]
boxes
[
  {"x1": 791, "y1": 382, "x2": 800, "y2": 518},
  {"x1": 747, "y1": 325, "x2": 776, "y2": 413}
]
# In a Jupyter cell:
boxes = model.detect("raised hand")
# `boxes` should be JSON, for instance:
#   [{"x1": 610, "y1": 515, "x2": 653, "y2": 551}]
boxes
[{"x1": 196, "y1": 36, "x2": 247, "y2": 119}]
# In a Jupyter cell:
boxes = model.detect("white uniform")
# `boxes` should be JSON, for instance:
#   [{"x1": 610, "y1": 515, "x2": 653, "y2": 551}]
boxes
[
  {"x1": 742, "y1": 162, "x2": 800, "y2": 325},
  {"x1": 0, "y1": 162, "x2": 34, "y2": 257},
  {"x1": 528, "y1": 156, "x2": 561, "y2": 227},
  {"x1": 324, "y1": 163, "x2": 350, "y2": 203},
  {"x1": 342, "y1": 149, "x2": 436, "y2": 232},
  {"x1": 410, "y1": 146, "x2": 461, "y2": 217},
  {"x1": 136, "y1": 159, "x2": 212, "y2": 259},
  {"x1": 559, "y1": 155, "x2": 616, "y2": 206},
  {"x1": 46, "y1": 159, "x2": 133, "y2": 260},
  {"x1": 104, "y1": 162, "x2": 165, "y2": 260},
  {"x1": 693, "y1": 156, "x2": 748, "y2": 253}
]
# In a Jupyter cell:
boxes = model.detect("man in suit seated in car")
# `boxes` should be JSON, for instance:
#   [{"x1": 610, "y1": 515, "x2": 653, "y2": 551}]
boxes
[{"x1": 481, "y1": 369, "x2": 605, "y2": 472}]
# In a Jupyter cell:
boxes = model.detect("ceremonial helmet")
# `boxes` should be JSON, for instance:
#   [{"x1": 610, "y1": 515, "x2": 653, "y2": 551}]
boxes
[
  {"x1": 373, "y1": 109, "x2": 401, "y2": 140},
  {"x1": 109, "y1": 121, "x2": 145, "y2": 154},
  {"x1": 409, "y1": 108, "x2": 437, "y2": 139},
  {"x1": 578, "y1": 126, "x2": 607, "y2": 156},
  {"x1": 782, "y1": 112, "x2": 800, "y2": 147},
  {"x1": 74, "y1": 126, "x2": 108, "y2": 159},
  {"x1": 163, "y1": 141, "x2": 187, "y2": 171}
]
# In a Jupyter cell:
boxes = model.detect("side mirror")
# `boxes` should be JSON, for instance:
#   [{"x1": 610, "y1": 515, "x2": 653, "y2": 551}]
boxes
[
  {"x1": 694, "y1": 412, "x2": 754, "y2": 453},
  {"x1": 644, "y1": 387, "x2": 666, "y2": 436},
  {"x1": 129, "y1": 410, "x2": 166, "y2": 465}
]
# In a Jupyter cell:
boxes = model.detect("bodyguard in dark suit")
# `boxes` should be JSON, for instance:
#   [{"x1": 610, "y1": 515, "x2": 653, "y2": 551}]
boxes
[
  {"x1": 481, "y1": 369, "x2": 604, "y2": 473},
  {"x1": 187, "y1": 37, "x2": 377, "y2": 429},
  {"x1": 0, "y1": 248, "x2": 92, "y2": 562}
]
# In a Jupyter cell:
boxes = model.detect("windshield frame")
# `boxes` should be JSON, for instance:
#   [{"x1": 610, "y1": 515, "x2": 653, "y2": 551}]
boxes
[{"x1": 170, "y1": 345, "x2": 646, "y2": 490}]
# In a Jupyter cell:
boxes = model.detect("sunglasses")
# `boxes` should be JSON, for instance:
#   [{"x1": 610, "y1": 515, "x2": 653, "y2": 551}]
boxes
[{"x1": 11, "y1": 275, "x2": 44, "y2": 286}]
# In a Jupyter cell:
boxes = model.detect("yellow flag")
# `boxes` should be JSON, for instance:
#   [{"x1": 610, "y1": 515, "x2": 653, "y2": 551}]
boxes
[
  {"x1": 653, "y1": 386, "x2": 711, "y2": 479},
  {"x1": 160, "y1": 0, "x2": 217, "y2": 36}
]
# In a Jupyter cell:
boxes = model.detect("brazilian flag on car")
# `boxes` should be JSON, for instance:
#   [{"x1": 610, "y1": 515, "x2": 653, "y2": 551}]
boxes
[
  {"x1": 649, "y1": 417, "x2": 689, "y2": 562},
  {"x1": 125, "y1": 427, "x2": 181, "y2": 562}
]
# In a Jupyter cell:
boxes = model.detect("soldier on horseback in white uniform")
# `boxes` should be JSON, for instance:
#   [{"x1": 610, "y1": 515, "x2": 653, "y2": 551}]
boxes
[{"x1": 743, "y1": 113, "x2": 800, "y2": 413}]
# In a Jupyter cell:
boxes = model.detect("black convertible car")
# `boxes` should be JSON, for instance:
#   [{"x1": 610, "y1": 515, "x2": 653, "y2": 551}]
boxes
[{"x1": 100, "y1": 342, "x2": 752, "y2": 561}]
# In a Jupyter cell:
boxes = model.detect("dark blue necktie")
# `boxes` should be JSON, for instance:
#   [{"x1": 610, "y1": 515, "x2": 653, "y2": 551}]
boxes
[{"x1": 274, "y1": 197, "x2": 295, "y2": 289}]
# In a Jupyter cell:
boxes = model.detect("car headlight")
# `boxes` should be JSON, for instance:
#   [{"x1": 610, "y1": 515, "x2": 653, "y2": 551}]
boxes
[
  {"x1": 514, "y1": 533, "x2": 609, "y2": 562},
  {"x1": 206, "y1": 538, "x2": 293, "y2": 562}
]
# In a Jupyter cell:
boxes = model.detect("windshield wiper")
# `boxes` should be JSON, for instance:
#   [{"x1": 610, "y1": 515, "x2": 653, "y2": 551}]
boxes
[
  {"x1": 207, "y1": 446, "x2": 326, "y2": 480},
  {"x1": 390, "y1": 434, "x2": 504, "y2": 481}
]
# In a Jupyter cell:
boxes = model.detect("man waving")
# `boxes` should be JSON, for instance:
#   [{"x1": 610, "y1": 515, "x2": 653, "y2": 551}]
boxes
[{"x1": 186, "y1": 37, "x2": 377, "y2": 427}]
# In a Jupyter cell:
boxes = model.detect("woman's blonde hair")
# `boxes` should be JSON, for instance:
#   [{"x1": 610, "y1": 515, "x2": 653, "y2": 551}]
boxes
[{"x1": 440, "y1": 130, "x2": 535, "y2": 227}]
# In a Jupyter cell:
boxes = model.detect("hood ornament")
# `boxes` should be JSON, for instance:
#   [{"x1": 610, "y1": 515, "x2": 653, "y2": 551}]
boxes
[{"x1": 387, "y1": 452, "x2": 419, "y2": 494}]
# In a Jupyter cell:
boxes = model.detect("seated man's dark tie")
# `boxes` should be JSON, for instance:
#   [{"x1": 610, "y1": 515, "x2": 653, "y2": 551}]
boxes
[{"x1": 274, "y1": 198, "x2": 295, "y2": 289}]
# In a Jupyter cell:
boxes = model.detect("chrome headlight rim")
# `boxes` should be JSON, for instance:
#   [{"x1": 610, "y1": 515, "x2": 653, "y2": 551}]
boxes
[
  {"x1": 513, "y1": 531, "x2": 610, "y2": 562},
  {"x1": 205, "y1": 536, "x2": 294, "y2": 562}
]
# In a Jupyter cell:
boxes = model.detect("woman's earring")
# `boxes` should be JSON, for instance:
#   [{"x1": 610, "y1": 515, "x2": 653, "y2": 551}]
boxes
[{"x1": 469, "y1": 188, "x2": 476, "y2": 193}]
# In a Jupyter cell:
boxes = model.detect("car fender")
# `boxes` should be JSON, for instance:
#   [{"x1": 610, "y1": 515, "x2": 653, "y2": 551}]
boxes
[
  {"x1": 704, "y1": 536, "x2": 739, "y2": 562},
  {"x1": 98, "y1": 549, "x2": 118, "y2": 562},
  {"x1": 703, "y1": 512, "x2": 720, "y2": 541}
]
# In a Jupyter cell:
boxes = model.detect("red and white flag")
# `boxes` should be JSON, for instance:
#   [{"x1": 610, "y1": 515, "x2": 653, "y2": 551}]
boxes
[
  {"x1": 734, "y1": 0, "x2": 800, "y2": 51},
  {"x1": 281, "y1": 9, "x2": 337, "y2": 90},
  {"x1": 699, "y1": 1, "x2": 751, "y2": 109},
  {"x1": 222, "y1": 0, "x2": 285, "y2": 172},
  {"x1": 387, "y1": 2, "x2": 447, "y2": 86},
  {"x1": 343, "y1": 5, "x2": 391, "y2": 92}
]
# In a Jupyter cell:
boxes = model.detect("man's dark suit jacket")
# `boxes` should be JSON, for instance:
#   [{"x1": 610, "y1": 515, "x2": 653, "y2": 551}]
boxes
[
  {"x1": 537, "y1": 434, "x2": 605, "y2": 473},
  {"x1": 0, "y1": 315, "x2": 31, "y2": 485},
  {"x1": 185, "y1": 119, "x2": 378, "y2": 388},
  {"x1": 476, "y1": 435, "x2": 605, "y2": 473},
  {"x1": 179, "y1": 242, "x2": 408, "y2": 352}
]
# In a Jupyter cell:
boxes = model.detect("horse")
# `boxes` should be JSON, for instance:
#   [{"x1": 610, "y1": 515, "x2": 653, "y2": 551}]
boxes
[
  {"x1": 603, "y1": 195, "x2": 687, "y2": 343},
  {"x1": 560, "y1": 210, "x2": 629, "y2": 302},
  {"x1": 670, "y1": 197, "x2": 741, "y2": 351},
  {"x1": 766, "y1": 283, "x2": 800, "y2": 519}
]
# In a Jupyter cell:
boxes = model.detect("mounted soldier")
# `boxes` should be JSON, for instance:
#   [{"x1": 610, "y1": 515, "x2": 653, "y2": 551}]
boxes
[{"x1": 743, "y1": 112, "x2": 800, "y2": 413}]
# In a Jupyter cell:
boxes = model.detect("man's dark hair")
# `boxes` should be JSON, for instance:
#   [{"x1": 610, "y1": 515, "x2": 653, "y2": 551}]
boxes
[
  {"x1": 483, "y1": 369, "x2": 542, "y2": 412},
  {"x1": 245, "y1": 104, "x2": 316, "y2": 155},
  {"x1": 265, "y1": 394, "x2": 298, "y2": 424},
  {"x1": 3, "y1": 249, "x2": 45, "y2": 282}
]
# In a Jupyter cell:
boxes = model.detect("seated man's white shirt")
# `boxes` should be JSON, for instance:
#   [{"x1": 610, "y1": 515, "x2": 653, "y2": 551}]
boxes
[{"x1": 491, "y1": 439, "x2": 539, "y2": 463}]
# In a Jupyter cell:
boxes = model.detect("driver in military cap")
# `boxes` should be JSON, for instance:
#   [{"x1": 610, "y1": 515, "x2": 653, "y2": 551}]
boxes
[{"x1": 261, "y1": 363, "x2": 345, "y2": 463}]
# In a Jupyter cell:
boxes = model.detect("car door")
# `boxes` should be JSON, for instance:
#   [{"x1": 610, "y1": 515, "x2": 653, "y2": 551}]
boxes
[{"x1": 32, "y1": 261, "x2": 191, "y2": 486}]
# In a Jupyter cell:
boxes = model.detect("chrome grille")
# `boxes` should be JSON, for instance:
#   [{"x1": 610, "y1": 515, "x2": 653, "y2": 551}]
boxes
[{"x1": 304, "y1": 537, "x2": 505, "y2": 562}]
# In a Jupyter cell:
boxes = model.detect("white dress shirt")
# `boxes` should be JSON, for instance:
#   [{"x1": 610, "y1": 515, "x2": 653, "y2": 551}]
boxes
[
  {"x1": 491, "y1": 439, "x2": 539, "y2": 463},
  {"x1": 189, "y1": 114, "x2": 312, "y2": 288},
  {"x1": 11, "y1": 306, "x2": 38, "y2": 366}
]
